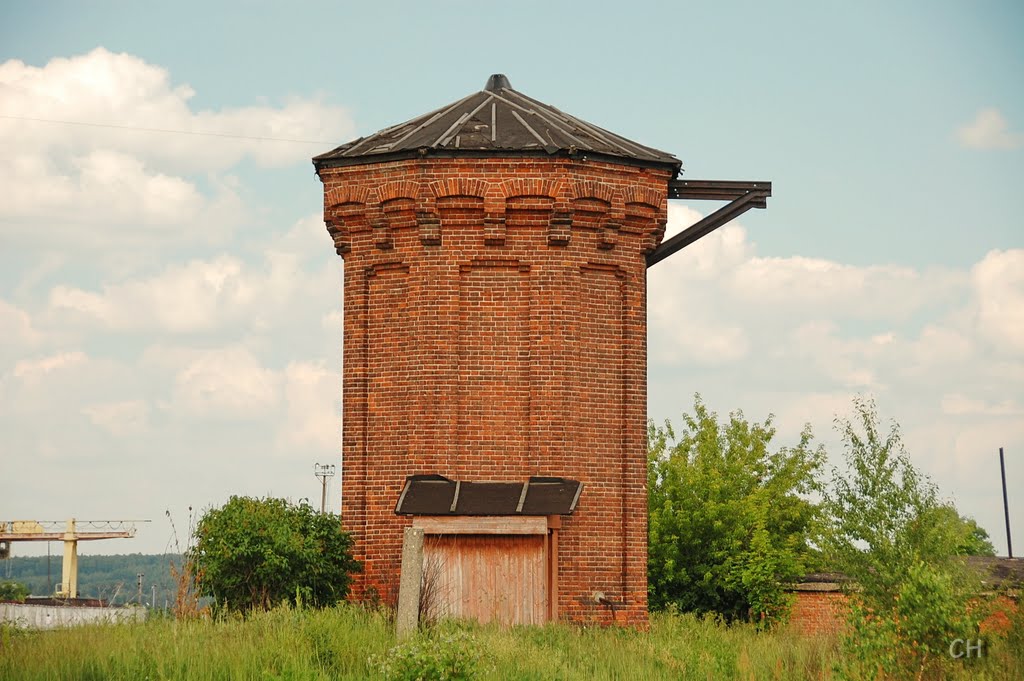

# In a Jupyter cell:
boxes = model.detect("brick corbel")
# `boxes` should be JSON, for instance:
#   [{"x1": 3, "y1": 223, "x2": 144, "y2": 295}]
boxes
[
  {"x1": 416, "y1": 211, "x2": 441, "y2": 246},
  {"x1": 607, "y1": 198, "x2": 626, "y2": 249},
  {"x1": 484, "y1": 212, "x2": 506, "y2": 246},
  {"x1": 483, "y1": 192, "x2": 506, "y2": 246},
  {"x1": 415, "y1": 181, "x2": 440, "y2": 246},
  {"x1": 548, "y1": 209, "x2": 573, "y2": 246},
  {"x1": 325, "y1": 218, "x2": 350, "y2": 256},
  {"x1": 371, "y1": 215, "x2": 393, "y2": 250},
  {"x1": 381, "y1": 200, "x2": 417, "y2": 232},
  {"x1": 642, "y1": 218, "x2": 668, "y2": 255},
  {"x1": 598, "y1": 217, "x2": 620, "y2": 251},
  {"x1": 325, "y1": 199, "x2": 369, "y2": 257}
]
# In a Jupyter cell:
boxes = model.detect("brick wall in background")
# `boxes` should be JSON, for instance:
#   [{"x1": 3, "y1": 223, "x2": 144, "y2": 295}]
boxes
[{"x1": 788, "y1": 587, "x2": 849, "y2": 636}]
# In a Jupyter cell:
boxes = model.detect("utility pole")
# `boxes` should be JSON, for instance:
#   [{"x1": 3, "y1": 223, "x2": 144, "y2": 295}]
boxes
[
  {"x1": 1001, "y1": 447, "x2": 1013, "y2": 558},
  {"x1": 314, "y1": 463, "x2": 336, "y2": 514},
  {"x1": 137, "y1": 572, "x2": 144, "y2": 606}
]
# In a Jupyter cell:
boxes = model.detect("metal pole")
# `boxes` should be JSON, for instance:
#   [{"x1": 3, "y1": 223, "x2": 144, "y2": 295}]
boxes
[
  {"x1": 314, "y1": 463, "x2": 336, "y2": 514},
  {"x1": 1000, "y1": 447, "x2": 1013, "y2": 558}
]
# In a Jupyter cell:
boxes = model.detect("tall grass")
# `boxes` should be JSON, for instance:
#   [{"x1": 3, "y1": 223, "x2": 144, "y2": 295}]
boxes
[
  {"x1": 0, "y1": 605, "x2": 393, "y2": 681},
  {"x1": 1, "y1": 606, "x2": 1018, "y2": 680}
]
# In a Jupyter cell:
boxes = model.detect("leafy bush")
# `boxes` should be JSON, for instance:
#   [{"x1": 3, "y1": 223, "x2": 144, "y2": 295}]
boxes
[
  {"x1": 837, "y1": 561, "x2": 984, "y2": 679},
  {"x1": 647, "y1": 395, "x2": 825, "y2": 626},
  {"x1": 824, "y1": 398, "x2": 986, "y2": 679},
  {"x1": 0, "y1": 581, "x2": 29, "y2": 603},
  {"x1": 189, "y1": 496, "x2": 360, "y2": 612},
  {"x1": 372, "y1": 627, "x2": 486, "y2": 681}
]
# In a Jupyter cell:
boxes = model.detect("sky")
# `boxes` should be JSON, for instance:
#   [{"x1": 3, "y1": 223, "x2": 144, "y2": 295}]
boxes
[{"x1": 1, "y1": 1, "x2": 1021, "y2": 559}]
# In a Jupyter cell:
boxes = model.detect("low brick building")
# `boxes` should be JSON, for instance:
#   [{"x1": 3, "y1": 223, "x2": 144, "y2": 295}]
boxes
[
  {"x1": 787, "y1": 558, "x2": 1023, "y2": 636},
  {"x1": 787, "y1": 574, "x2": 850, "y2": 636}
]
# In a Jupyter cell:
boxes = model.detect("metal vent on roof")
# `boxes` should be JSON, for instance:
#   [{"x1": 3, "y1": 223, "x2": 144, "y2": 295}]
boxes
[{"x1": 395, "y1": 475, "x2": 583, "y2": 516}]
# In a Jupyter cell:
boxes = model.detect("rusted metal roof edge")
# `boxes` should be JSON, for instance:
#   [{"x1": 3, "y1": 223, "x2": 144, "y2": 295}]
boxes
[{"x1": 313, "y1": 147, "x2": 681, "y2": 174}]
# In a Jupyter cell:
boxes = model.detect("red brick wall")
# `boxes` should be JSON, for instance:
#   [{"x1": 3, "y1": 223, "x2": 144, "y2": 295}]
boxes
[
  {"x1": 789, "y1": 590, "x2": 1020, "y2": 637},
  {"x1": 789, "y1": 590, "x2": 849, "y2": 636},
  {"x1": 979, "y1": 594, "x2": 1019, "y2": 634},
  {"x1": 318, "y1": 157, "x2": 671, "y2": 624}
]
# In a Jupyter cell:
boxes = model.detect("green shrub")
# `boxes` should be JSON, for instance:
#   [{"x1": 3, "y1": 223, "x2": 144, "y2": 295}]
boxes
[
  {"x1": 648, "y1": 395, "x2": 824, "y2": 626},
  {"x1": 0, "y1": 581, "x2": 29, "y2": 603},
  {"x1": 372, "y1": 627, "x2": 486, "y2": 681},
  {"x1": 836, "y1": 564, "x2": 985, "y2": 679},
  {"x1": 189, "y1": 496, "x2": 360, "y2": 612}
]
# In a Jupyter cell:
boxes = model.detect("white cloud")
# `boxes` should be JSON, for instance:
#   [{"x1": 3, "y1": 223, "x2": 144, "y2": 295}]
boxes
[
  {"x1": 769, "y1": 390, "x2": 861, "y2": 438},
  {"x1": 2, "y1": 351, "x2": 147, "y2": 446},
  {"x1": 0, "y1": 298, "x2": 42, "y2": 349},
  {"x1": 788, "y1": 321, "x2": 882, "y2": 389},
  {"x1": 171, "y1": 346, "x2": 281, "y2": 418},
  {"x1": 957, "y1": 108, "x2": 1024, "y2": 150},
  {"x1": 278, "y1": 361, "x2": 341, "y2": 453},
  {"x1": 0, "y1": 48, "x2": 352, "y2": 170},
  {"x1": 321, "y1": 309, "x2": 344, "y2": 333},
  {"x1": 972, "y1": 249, "x2": 1024, "y2": 355},
  {"x1": 82, "y1": 399, "x2": 151, "y2": 436},
  {"x1": 12, "y1": 350, "x2": 87, "y2": 381},
  {"x1": 731, "y1": 257, "x2": 963, "y2": 320},
  {"x1": 45, "y1": 214, "x2": 340, "y2": 335},
  {"x1": 941, "y1": 394, "x2": 1024, "y2": 417},
  {"x1": 0, "y1": 48, "x2": 352, "y2": 250},
  {"x1": 50, "y1": 256, "x2": 257, "y2": 333}
]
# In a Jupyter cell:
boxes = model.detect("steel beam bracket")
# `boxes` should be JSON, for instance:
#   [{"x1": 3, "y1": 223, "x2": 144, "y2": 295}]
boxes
[{"x1": 646, "y1": 180, "x2": 772, "y2": 267}]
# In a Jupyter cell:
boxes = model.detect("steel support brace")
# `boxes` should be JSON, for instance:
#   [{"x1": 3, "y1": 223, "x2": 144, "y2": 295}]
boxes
[{"x1": 647, "y1": 180, "x2": 772, "y2": 267}]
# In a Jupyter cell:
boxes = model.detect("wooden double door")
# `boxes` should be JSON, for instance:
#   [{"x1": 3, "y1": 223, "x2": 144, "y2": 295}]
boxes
[{"x1": 414, "y1": 516, "x2": 559, "y2": 626}]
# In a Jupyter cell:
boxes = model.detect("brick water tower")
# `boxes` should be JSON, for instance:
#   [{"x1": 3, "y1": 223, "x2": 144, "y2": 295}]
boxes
[{"x1": 314, "y1": 75, "x2": 769, "y2": 625}]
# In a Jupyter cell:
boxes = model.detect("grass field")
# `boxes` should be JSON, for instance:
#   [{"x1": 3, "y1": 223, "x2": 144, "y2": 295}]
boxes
[{"x1": 0, "y1": 605, "x2": 1019, "y2": 680}]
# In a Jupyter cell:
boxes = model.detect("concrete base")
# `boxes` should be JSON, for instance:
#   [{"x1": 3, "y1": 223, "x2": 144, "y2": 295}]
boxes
[{"x1": 0, "y1": 602, "x2": 147, "y2": 629}]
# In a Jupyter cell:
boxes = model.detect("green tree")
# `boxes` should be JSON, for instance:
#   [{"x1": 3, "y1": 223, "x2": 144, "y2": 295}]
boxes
[
  {"x1": 822, "y1": 398, "x2": 983, "y2": 601},
  {"x1": 823, "y1": 398, "x2": 983, "y2": 679},
  {"x1": 0, "y1": 581, "x2": 30, "y2": 602},
  {"x1": 189, "y1": 496, "x2": 360, "y2": 612},
  {"x1": 647, "y1": 396, "x2": 825, "y2": 626},
  {"x1": 928, "y1": 506, "x2": 996, "y2": 557}
]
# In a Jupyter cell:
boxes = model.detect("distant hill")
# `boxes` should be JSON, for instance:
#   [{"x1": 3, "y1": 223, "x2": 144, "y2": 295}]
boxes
[{"x1": 1, "y1": 553, "x2": 183, "y2": 607}]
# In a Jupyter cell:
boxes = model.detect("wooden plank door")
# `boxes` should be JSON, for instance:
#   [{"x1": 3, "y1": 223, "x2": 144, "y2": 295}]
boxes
[{"x1": 422, "y1": 534, "x2": 547, "y2": 626}]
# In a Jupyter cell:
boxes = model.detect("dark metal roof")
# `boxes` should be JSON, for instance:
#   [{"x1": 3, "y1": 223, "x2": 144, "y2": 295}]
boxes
[
  {"x1": 394, "y1": 475, "x2": 582, "y2": 516},
  {"x1": 314, "y1": 74, "x2": 681, "y2": 173},
  {"x1": 963, "y1": 556, "x2": 1024, "y2": 588},
  {"x1": 790, "y1": 558, "x2": 1024, "y2": 592}
]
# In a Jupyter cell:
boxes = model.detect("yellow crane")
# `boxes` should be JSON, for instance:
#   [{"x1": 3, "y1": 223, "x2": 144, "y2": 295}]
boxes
[{"x1": 0, "y1": 519, "x2": 145, "y2": 598}]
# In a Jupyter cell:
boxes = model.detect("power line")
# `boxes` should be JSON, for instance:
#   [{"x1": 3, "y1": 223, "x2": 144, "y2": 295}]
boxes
[{"x1": 0, "y1": 114, "x2": 334, "y2": 145}]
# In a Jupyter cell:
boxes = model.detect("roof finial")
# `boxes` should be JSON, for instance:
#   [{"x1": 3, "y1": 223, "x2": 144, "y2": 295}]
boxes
[{"x1": 485, "y1": 74, "x2": 511, "y2": 92}]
